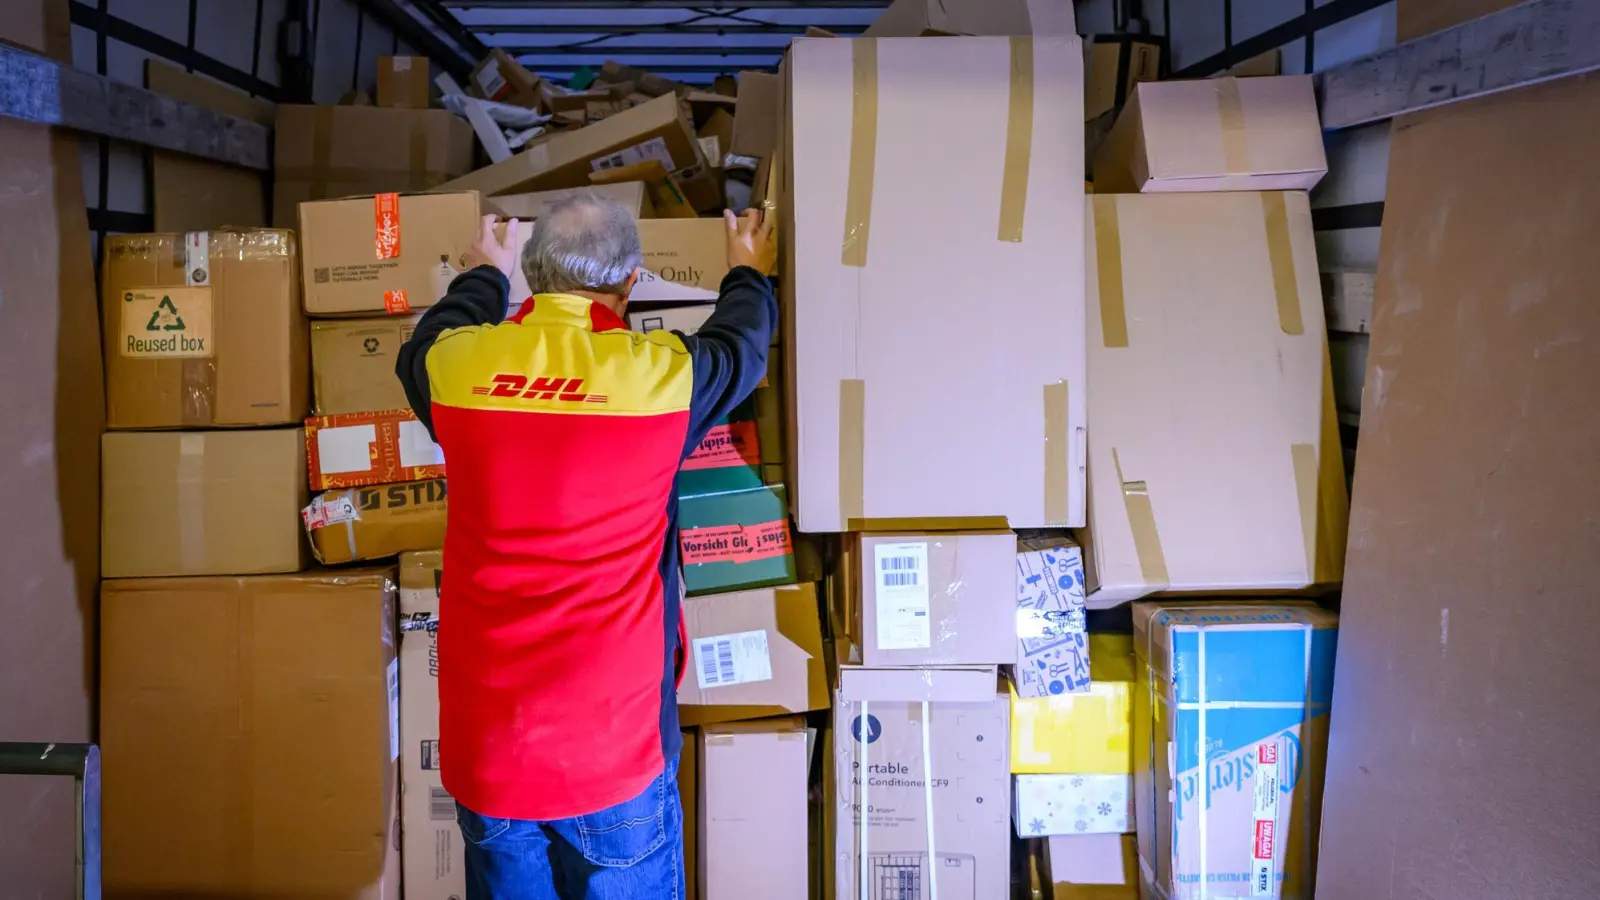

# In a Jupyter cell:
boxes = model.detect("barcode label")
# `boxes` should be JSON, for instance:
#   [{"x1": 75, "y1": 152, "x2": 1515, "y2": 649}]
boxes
[
  {"x1": 590, "y1": 136, "x2": 673, "y2": 173},
  {"x1": 429, "y1": 786, "x2": 456, "y2": 821},
  {"x1": 691, "y1": 630, "x2": 773, "y2": 690},
  {"x1": 874, "y1": 542, "x2": 931, "y2": 650}
]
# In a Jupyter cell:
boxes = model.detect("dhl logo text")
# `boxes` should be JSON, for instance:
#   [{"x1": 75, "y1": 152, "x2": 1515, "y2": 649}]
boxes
[{"x1": 471, "y1": 374, "x2": 609, "y2": 404}]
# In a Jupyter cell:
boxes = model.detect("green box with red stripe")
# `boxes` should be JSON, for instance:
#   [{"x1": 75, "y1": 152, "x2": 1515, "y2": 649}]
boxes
[{"x1": 679, "y1": 484, "x2": 795, "y2": 595}]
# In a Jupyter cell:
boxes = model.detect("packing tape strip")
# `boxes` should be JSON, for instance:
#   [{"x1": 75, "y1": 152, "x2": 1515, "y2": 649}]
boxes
[
  {"x1": 1315, "y1": 341, "x2": 1350, "y2": 583},
  {"x1": 311, "y1": 105, "x2": 335, "y2": 201},
  {"x1": 1217, "y1": 77, "x2": 1248, "y2": 176},
  {"x1": 1262, "y1": 192, "x2": 1305, "y2": 336},
  {"x1": 177, "y1": 433, "x2": 207, "y2": 573},
  {"x1": 841, "y1": 39, "x2": 879, "y2": 268},
  {"x1": 997, "y1": 36, "x2": 1035, "y2": 243},
  {"x1": 1291, "y1": 443, "x2": 1317, "y2": 588},
  {"x1": 838, "y1": 379, "x2": 866, "y2": 525},
  {"x1": 182, "y1": 232, "x2": 215, "y2": 427},
  {"x1": 1112, "y1": 447, "x2": 1170, "y2": 591},
  {"x1": 1042, "y1": 381, "x2": 1070, "y2": 526},
  {"x1": 1093, "y1": 195, "x2": 1129, "y2": 348}
]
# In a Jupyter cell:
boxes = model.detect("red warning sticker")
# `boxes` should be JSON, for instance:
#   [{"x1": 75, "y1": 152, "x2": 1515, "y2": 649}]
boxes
[
  {"x1": 681, "y1": 519, "x2": 792, "y2": 565},
  {"x1": 682, "y1": 420, "x2": 760, "y2": 471},
  {"x1": 375, "y1": 193, "x2": 401, "y2": 260},
  {"x1": 384, "y1": 290, "x2": 411, "y2": 314}
]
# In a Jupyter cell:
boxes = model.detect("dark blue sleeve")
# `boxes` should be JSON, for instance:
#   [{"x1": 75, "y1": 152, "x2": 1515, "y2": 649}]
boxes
[
  {"x1": 679, "y1": 265, "x2": 777, "y2": 457},
  {"x1": 395, "y1": 265, "x2": 510, "y2": 440}
]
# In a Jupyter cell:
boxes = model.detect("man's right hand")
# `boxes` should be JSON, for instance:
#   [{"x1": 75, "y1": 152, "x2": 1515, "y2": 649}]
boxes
[
  {"x1": 724, "y1": 208, "x2": 775, "y2": 274},
  {"x1": 462, "y1": 214, "x2": 521, "y2": 280}
]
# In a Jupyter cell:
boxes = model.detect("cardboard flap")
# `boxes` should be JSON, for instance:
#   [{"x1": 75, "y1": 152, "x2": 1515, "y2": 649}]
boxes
[{"x1": 838, "y1": 665, "x2": 998, "y2": 702}]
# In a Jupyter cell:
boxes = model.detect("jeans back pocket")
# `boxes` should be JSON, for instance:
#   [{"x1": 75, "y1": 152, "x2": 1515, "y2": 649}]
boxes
[{"x1": 573, "y1": 772, "x2": 668, "y2": 867}]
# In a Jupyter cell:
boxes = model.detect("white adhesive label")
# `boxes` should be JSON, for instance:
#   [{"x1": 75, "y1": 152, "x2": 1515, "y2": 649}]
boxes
[
  {"x1": 397, "y1": 418, "x2": 446, "y2": 468},
  {"x1": 1250, "y1": 741, "x2": 1281, "y2": 896},
  {"x1": 692, "y1": 630, "x2": 772, "y2": 689},
  {"x1": 873, "y1": 542, "x2": 930, "y2": 650},
  {"x1": 590, "y1": 136, "x2": 673, "y2": 173},
  {"x1": 301, "y1": 490, "x2": 360, "y2": 530},
  {"x1": 316, "y1": 424, "x2": 378, "y2": 475},
  {"x1": 387, "y1": 658, "x2": 401, "y2": 761}
]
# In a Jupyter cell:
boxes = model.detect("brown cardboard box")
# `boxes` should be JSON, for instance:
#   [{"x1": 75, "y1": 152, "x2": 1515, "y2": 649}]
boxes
[
  {"x1": 305, "y1": 479, "x2": 447, "y2": 565},
  {"x1": 634, "y1": 218, "x2": 732, "y2": 303},
  {"x1": 146, "y1": 60, "x2": 273, "y2": 232},
  {"x1": 484, "y1": 181, "x2": 650, "y2": 220},
  {"x1": 437, "y1": 94, "x2": 702, "y2": 198},
  {"x1": 700, "y1": 718, "x2": 809, "y2": 900},
  {"x1": 397, "y1": 551, "x2": 466, "y2": 900},
  {"x1": 831, "y1": 667, "x2": 1010, "y2": 900},
  {"x1": 864, "y1": 0, "x2": 1076, "y2": 36},
  {"x1": 299, "y1": 191, "x2": 479, "y2": 316},
  {"x1": 377, "y1": 56, "x2": 431, "y2": 109},
  {"x1": 102, "y1": 429, "x2": 308, "y2": 578},
  {"x1": 273, "y1": 105, "x2": 474, "y2": 226},
  {"x1": 850, "y1": 531, "x2": 1016, "y2": 667},
  {"x1": 102, "y1": 230, "x2": 307, "y2": 429},
  {"x1": 679, "y1": 728, "x2": 700, "y2": 900},
  {"x1": 100, "y1": 569, "x2": 400, "y2": 898},
  {"x1": 731, "y1": 71, "x2": 781, "y2": 158},
  {"x1": 470, "y1": 48, "x2": 541, "y2": 107},
  {"x1": 1081, "y1": 192, "x2": 1346, "y2": 604},
  {"x1": 679, "y1": 583, "x2": 827, "y2": 727},
  {"x1": 1085, "y1": 37, "x2": 1163, "y2": 121},
  {"x1": 785, "y1": 37, "x2": 1087, "y2": 532},
  {"x1": 1093, "y1": 76, "x2": 1327, "y2": 193},
  {"x1": 1040, "y1": 834, "x2": 1139, "y2": 900},
  {"x1": 311, "y1": 315, "x2": 421, "y2": 415}
]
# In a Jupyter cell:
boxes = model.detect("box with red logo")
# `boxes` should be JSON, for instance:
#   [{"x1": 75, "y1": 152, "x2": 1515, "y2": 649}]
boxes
[
  {"x1": 298, "y1": 191, "x2": 479, "y2": 316},
  {"x1": 305, "y1": 408, "x2": 445, "y2": 491}
]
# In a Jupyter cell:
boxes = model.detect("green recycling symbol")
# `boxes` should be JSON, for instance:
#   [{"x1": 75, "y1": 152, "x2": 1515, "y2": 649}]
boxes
[{"x1": 145, "y1": 295, "x2": 186, "y2": 332}]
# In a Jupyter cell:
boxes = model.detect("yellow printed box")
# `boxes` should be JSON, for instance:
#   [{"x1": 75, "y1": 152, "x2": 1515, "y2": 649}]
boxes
[{"x1": 1011, "y1": 634, "x2": 1135, "y2": 775}]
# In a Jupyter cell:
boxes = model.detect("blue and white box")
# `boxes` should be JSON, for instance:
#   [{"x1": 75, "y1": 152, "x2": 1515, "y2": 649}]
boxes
[{"x1": 1015, "y1": 538, "x2": 1090, "y2": 697}]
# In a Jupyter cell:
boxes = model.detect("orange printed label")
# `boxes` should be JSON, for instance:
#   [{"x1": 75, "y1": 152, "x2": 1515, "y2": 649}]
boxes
[
  {"x1": 682, "y1": 420, "x2": 761, "y2": 471},
  {"x1": 681, "y1": 519, "x2": 792, "y2": 565},
  {"x1": 384, "y1": 290, "x2": 411, "y2": 314},
  {"x1": 375, "y1": 193, "x2": 401, "y2": 259}
]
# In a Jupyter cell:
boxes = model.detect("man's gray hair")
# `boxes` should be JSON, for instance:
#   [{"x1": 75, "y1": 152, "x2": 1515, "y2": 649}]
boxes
[{"x1": 521, "y1": 191, "x2": 644, "y2": 295}]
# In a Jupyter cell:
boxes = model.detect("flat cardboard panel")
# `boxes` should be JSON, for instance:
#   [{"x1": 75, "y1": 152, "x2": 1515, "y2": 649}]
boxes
[
  {"x1": 853, "y1": 531, "x2": 1016, "y2": 667},
  {"x1": 1081, "y1": 192, "x2": 1346, "y2": 605},
  {"x1": 700, "y1": 718, "x2": 809, "y2": 900},
  {"x1": 786, "y1": 36, "x2": 1087, "y2": 531},
  {"x1": 311, "y1": 315, "x2": 421, "y2": 415},
  {"x1": 146, "y1": 60, "x2": 272, "y2": 232},
  {"x1": 483, "y1": 181, "x2": 648, "y2": 220},
  {"x1": 101, "y1": 429, "x2": 308, "y2": 577},
  {"x1": 299, "y1": 191, "x2": 479, "y2": 315},
  {"x1": 100, "y1": 570, "x2": 400, "y2": 897},
  {"x1": 678, "y1": 584, "x2": 827, "y2": 726},
  {"x1": 398, "y1": 551, "x2": 465, "y2": 900},
  {"x1": 1045, "y1": 834, "x2": 1139, "y2": 898},
  {"x1": 1314, "y1": 70, "x2": 1600, "y2": 900},
  {"x1": 731, "y1": 71, "x2": 781, "y2": 158},
  {"x1": 102, "y1": 230, "x2": 307, "y2": 428}
]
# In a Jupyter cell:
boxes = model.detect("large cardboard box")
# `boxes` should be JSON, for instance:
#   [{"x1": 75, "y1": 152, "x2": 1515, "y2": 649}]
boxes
[
  {"x1": 311, "y1": 315, "x2": 421, "y2": 415},
  {"x1": 865, "y1": 0, "x2": 1076, "y2": 36},
  {"x1": 1015, "y1": 537, "x2": 1090, "y2": 697},
  {"x1": 299, "y1": 191, "x2": 479, "y2": 316},
  {"x1": 679, "y1": 583, "x2": 827, "y2": 726},
  {"x1": 305, "y1": 408, "x2": 445, "y2": 491},
  {"x1": 273, "y1": 105, "x2": 474, "y2": 226},
  {"x1": 679, "y1": 728, "x2": 700, "y2": 900},
  {"x1": 100, "y1": 569, "x2": 400, "y2": 897},
  {"x1": 378, "y1": 56, "x2": 430, "y2": 109},
  {"x1": 1093, "y1": 76, "x2": 1327, "y2": 193},
  {"x1": 786, "y1": 36, "x2": 1087, "y2": 532},
  {"x1": 700, "y1": 718, "x2": 809, "y2": 900},
  {"x1": 849, "y1": 531, "x2": 1015, "y2": 667},
  {"x1": 102, "y1": 230, "x2": 308, "y2": 428},
  {"x1": 1084, "y1": 36, "x2": 1163, "y2": 121},
  {"x1": 1040, "y1": 834, "x2": 1140, "y2": 900},
  {"x1": 1081, "y1": 192, "x2": 1347, "y2": 605},
  {"x1": 679, "y1": 484, "x2": 796, "y2": 595},
  {"x1": 1132, "y1": 602, "x2": 1336, "y2": 900},
  {"x1": 438, "y1": 94, "x2": 702, "y2": 198},
  {"x1": 102, "y1": 429, "x2": 308, "y2": 578},
  {"x1": 305, "y1": 479, "x2": 447, "y2": 564},
  {"x1": 398, "y1": 551, "x2": 466, "y2": 900},
  {"x1": 1011, "y1": 634, "x2": 1135, "y2": 775},
  {"x1": 832, "y1": 666, "x2": 1010, "y2": 900}
]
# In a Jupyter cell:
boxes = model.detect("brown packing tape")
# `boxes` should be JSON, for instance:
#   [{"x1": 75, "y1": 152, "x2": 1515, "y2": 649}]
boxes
[
  {"x1": 1314, "y1": 341, "x2": 1351, "y2": 583},
  {"x1": 1262, "y1": 192, "x2": 1305, "y2": 335},
  {"x1": 838, "y1": 379, "x2": 865, "y2": 524},
  {"x1": 1291, "y1": 443, "x2": 1317, "y2": 583},
  {"x1": 1042, "y1": 381, "x2": 1070, "y2": 526},
  {"x1": 311, "y1": 105, "x2": 334, "y2": 201},
  {"x1": 1093, "y1": 195, "x2": 1129, "y2": 348},
  {"x1": 841, "y1": 39, "x2": 878, "y2": 268},
  {"x1": 1112, "y1": 447, "x2": 1170, "y2": 590},
  {"x1": 1217, "y1": 77, "x2": 1248, "y2": 176},
  {"x1": 997, "y1": 37, "x2": 1035, "y2": 243}
]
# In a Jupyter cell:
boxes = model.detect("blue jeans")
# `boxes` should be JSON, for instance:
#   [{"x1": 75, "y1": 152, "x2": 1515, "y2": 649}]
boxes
[{"x1": 456, "y1": 760, "x2": 683, "y2": 900}]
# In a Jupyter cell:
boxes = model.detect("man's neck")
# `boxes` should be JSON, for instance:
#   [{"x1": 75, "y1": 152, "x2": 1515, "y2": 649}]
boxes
[{"x1": 566, "y1": 289, "x2": 626, "y2": 317}]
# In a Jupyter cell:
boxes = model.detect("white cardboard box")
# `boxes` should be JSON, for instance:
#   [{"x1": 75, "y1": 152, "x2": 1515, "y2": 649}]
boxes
[
  {"x1": 398, "y1": 551, "x2": 465, "y2": 900},
  {"x1": 785, "y1": 35, "x2": 1087, "y2": 532},
  {"x1": 1080, "y1": 191, "x2": 1347, "y2": 605},
  {"x1": 1013, "y1": 773, "x2": 1134, "y2": 837},
  {"x1": 700, "y1": 718, "x2": 809, "y2": 900}
]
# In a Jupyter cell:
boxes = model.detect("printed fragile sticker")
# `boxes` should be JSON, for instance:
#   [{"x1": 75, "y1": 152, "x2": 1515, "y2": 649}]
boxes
[
  {"x1": 387, "y1": 658, "x2": 400, "y2": 761},
  {"x1": 590, "y1": 136, "x2": 674, "y2": 173},
  {"x1": 301, "y1": 490, "x2": 360, "y2": 530},
  {"x1": 681, "y1": 520, "x2": 791, "y2": 565},
  {"x1": 873, "y1": 542, "x2": 930, "y2": 650},
  {"x1": 691, "y1": 629, "x2": 773, "y2": 690},
  {"x1": 383, "y1": 290, "x2": 411, "y2": 314},
  {"x1": 120, "y1": 286, "x2": 215, "y2": 358},
  {"x1": 1250, "y1": 741, "x2": 1281, "y2": 896},
  {"x1": 682, "y1": 420, "x2": 760, "y2": 471},
  {"x1": 374, "y1": 193, "x2": 401, "y2": 260}
]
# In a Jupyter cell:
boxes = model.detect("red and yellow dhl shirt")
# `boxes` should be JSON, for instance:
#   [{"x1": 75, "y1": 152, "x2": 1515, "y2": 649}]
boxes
[{"x1": 396, "y1": 265, "x2": 775, "y2": 820}]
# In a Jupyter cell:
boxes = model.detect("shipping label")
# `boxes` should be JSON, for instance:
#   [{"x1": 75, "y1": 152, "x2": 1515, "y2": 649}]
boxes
[
  {"x1": 1250, "y1": 742, "x2": 1280, "y2": 896},
  {"x1": 873, "y1": 542, "x2": 931, "y2": 650},
  {"x1": 375, "y1": 193, "x2": 401, "y2": 260},
  {"x1": 680, "y1": 519, "x2": 791, "y2": 565},
  {"x1": 302, "y1": 489, "x2": 361, "y2": 530},
  {"x1": 119, "y1": 286, "x2": 214, "y2": 358},
  {"x1": 590, "y1": 136, "x2": 673, "y2": 173},
  {"x1": 691, "y1": 629, "x2": 773, "y2": 690},
  {"x1": 681, "y1": 420, "x2": 760, "y2": 471}
]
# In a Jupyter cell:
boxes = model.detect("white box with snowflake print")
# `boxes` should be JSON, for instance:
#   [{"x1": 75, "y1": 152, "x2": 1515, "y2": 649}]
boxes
[{"x1": 1013, "y1": 773, "x2": 1134, "y2": 837}]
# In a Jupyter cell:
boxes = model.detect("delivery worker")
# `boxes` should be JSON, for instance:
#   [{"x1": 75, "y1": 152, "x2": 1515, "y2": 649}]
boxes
[{"x1": 395, "y1": 192, "x2": 776, "y2": 900}]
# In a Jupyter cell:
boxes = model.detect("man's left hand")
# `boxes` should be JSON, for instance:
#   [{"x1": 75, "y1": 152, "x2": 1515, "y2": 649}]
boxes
[{"x1": 463, "y1": 214, "x2": 521, "y2": 280}]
